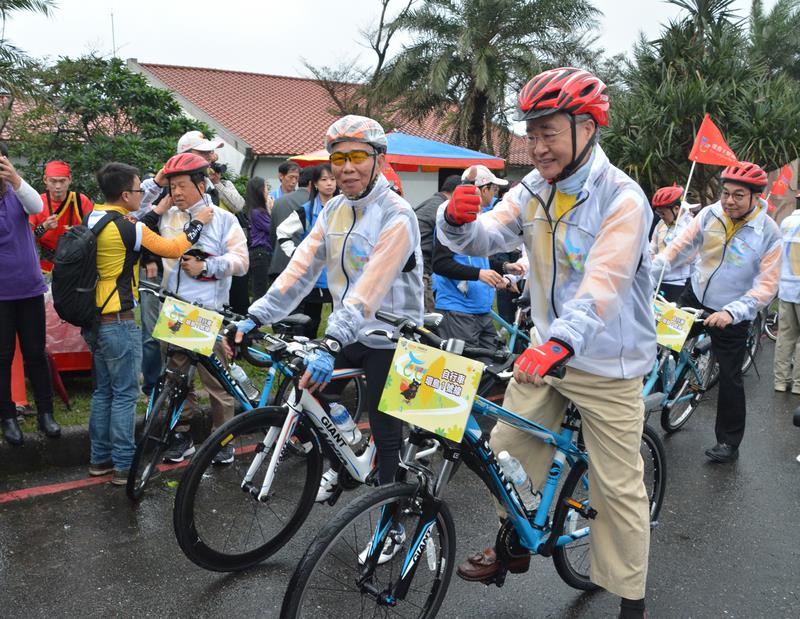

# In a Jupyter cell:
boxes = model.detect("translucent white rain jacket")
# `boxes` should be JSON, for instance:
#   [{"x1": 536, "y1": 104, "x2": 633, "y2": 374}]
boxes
[
  {"x1": 649, "y1": 208, "x2": 693, "y2": 285},
  {"x1": 779, "y1": 209, "x2": 800, "y2": 303},
  {"x1": 652, "y1": 199, "x2": 781, "y2": 322},
  {"x1": 248, "y1": 175, "x2": 424, "y2": 349},
  {"x1": 437, "y1": 146, "x2": 656, "y2": 379},
  {"x1": 158, "y1": 198, "x2": 249, "y2": 311}
]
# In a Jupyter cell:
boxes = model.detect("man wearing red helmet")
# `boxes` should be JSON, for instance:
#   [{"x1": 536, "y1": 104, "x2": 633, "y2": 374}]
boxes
[
  {"x1": 142, "y1": 153, "x2": 249, "y2": 465},
  {"x1": 652, "y1": 162, "x2": 780, "y2": 463},
  {"x1": 650, "y1": 185, "x2": 693, "y2": 302},
  {"x1": 438, "y1": 67, "x2": 654, "y2": 617}
]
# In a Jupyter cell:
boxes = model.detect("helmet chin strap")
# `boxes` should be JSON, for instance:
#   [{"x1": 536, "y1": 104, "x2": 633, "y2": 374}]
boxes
[
  {"x1": 551, "y1": 116, "x2": 596, "y2": 184},
  {"x1": 347, "y1": 152, "x2": 380, "y2": 201}
]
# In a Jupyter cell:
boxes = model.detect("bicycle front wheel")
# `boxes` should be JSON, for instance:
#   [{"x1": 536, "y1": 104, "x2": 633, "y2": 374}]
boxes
[
  {"x1": 282, "y1": 482, "x2": 456, "y2": 619},
  {"x1": 173, "y1": 406, "x2": 323, "y2": 572},
  {"x1": 742, "y1": 314, "x2": 762, "y2": 374},
  {"x1": 641, "y1": 423, "x2": 667, "y2": 523},
  {"x1": 127, "y1": 385, "x2": 173, "y2": 501}
]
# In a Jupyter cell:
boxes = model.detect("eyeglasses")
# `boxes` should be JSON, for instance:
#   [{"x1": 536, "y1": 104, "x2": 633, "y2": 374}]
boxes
[
  {"x1": 126, "y1": 188, "x2": 146, "y2": 194},
  {"x1": 526, "y1": 126, "x2": 570, "y2": 147},
  {"x1": 720, "y1": 189, "x2": 750, "y2": 203},
  {"x1": 329, "y1": 150, "x2": 378, "y2": 166}
]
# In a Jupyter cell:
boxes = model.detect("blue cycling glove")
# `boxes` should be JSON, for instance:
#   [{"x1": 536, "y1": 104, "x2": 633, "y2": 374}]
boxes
[
  {"x1": 235, "y1": 316, "x2": 258, "y2": 336},
  {"x1": 304, "y1": 347, "x2": 336, "y2": 386}
]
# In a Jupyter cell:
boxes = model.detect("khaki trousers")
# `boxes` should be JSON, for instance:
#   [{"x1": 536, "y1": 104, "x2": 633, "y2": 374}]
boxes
[
  {"x1": 162, "y1": 336, "x2": 234, "y2": 432},
  {"x1": 773, "y1": 300, "x2": 800, "y2": 388},
  {"x1": 491, "y1": 367, "x2": 650, "y2": 599}
]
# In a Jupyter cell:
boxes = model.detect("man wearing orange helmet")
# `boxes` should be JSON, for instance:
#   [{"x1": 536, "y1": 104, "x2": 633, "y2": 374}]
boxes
[
  {"x1": 650, "y1": 185, "x2": 693, "y2": 302},
  {"x1": 438, "y1": 68, "x2": 654, "y2": 617},
  {"x1": 653, "y1": 162, "x2": 780, "y2": 464}
]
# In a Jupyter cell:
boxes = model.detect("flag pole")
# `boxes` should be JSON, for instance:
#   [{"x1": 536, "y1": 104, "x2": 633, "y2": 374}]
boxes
[{"x1": 655, "y1": 159, "x2": 697, "y2": 299}]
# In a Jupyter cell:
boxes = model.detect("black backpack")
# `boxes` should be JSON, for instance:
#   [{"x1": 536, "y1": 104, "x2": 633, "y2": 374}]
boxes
[{"x1": 52, "y1": 211, "x2": 122, "y2": 328}]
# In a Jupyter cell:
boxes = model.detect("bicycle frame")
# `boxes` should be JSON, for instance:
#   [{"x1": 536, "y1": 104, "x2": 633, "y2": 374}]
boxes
[
  {"x1": 145, "y1": 341, "x2": 294, "y2": 431},
  {"x1": 641, "y1": 337, "x2": 707, "y2": 410},
  {"x1": 240, "y1": 369, "x2": 376, "y2": 502},
  {"x1": 490, "y1": 306, "x2": 532, "y2": 353},
  {"x1": 367, "y1": 394, "x2": 588, "y2": 600}
]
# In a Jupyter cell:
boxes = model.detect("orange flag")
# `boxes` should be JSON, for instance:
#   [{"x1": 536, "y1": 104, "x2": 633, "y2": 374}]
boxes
[
  {"x1": 769, "y1": 164, "x2": 793, "y2": 197},
  {"x1": 688, "y1": 114, "x2": 739, "y2": 166}
]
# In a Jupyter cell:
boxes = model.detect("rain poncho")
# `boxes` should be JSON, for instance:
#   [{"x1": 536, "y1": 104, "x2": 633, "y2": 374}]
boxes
[{"x1": 437, "y1": 146, "x2": 656, "y2": 379}]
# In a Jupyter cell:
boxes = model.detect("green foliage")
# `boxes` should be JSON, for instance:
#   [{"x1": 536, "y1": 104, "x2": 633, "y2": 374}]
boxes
[
  {"x1": 374, "y1": 0, "x2": 600, "y2": 154},
  {"x1": 8, "y1": 56, "x2": 210, "y2": 200},
  {"x1": 603, "y1": 0, "x2": 800, "y2": 202},
  {"x1": 0, "y1": 0, "x2": 55, "y2": 95}
]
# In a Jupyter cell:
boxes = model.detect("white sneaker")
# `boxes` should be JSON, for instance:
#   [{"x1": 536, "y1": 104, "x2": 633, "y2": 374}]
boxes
[
  {"x1": 315, "y1": 468, "x2": 339, "y2": 503},
  {"x1": 358, "y1": 524, "x2": 406, "y2": 565}
]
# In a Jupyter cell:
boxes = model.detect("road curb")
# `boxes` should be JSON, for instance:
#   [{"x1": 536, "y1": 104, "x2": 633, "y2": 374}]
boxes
[{"x1": 0, "y1": 410, "x2": 213, "y2": 476}]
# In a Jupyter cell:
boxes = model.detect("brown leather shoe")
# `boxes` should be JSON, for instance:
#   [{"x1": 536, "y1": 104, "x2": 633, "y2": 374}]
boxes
[{"x1": 456, "y1": 547, "x2": 530, "y2": 582}]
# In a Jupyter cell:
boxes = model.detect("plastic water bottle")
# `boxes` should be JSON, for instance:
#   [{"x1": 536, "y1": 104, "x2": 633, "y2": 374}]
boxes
[
  {"x1": 329, "y1": 403, "x2": 362, "y2": 446},
  {"x1": 229, "y1": 363, "x2": 259, "y2": 402},
  {"x1": 497, "y1": 451, "x2": 541, "y2": 512}
]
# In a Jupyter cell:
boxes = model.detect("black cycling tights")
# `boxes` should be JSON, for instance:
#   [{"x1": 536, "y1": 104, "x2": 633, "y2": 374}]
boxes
[{"x1": 324, "y1": 342, "x2": 402, "y2": 485}]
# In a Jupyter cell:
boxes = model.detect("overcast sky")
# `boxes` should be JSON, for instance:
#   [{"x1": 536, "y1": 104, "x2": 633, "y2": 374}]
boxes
[{"x1": 6, "y1": 0, "x2": 774, "y2": 77}]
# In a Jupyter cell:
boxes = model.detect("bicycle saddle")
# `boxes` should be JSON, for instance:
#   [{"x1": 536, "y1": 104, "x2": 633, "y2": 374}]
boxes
[
  {"x1": 274, "y1": 314, "x2": 312, "y2": 328},
  {"x1": 423, "y1": 313, "x2": 443, "y2": 330}
]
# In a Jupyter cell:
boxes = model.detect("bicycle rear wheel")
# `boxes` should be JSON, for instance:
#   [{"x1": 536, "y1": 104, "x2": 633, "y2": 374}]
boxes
[
  {"x1": 552, "y1": 425, "x2": 665, "y2": 591},
  {"x1": 551, "y1": 459, "x2": 599, "y2": 591},
  {"x1": 282, "y1": 482, "x2": 455, "y2": 619},
  {"x1": 126, "y1": 385, "x2": 173, "y2": 501},
  {"x1": 764, "y1": 301, "x2": 779, "y2": 341},
  {"x1": 173, "y1": 407, "x2": 323, "y2": 572}
]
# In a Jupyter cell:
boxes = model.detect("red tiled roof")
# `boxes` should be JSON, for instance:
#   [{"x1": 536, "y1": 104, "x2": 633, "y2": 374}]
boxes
[{"x1": 139, "y1": 63, "x2": 532, "y2": 167}]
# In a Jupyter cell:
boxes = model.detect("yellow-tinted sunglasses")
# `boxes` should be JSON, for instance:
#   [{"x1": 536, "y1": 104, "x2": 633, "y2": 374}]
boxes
[{"x1": 329, "y1": 150, "x2": 377, "y2": 166}]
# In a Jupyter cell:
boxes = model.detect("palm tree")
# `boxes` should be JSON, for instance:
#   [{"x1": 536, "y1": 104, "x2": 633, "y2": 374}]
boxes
[
  {"x1": 1, "y1": 0, "x2": 55, "y2": 95},
  {"x1": 603, "y1": 0, "x2": 800, "y2": 202},
  {"x1": 374, "y1": 0, "x2": 600, "y2": 154}
]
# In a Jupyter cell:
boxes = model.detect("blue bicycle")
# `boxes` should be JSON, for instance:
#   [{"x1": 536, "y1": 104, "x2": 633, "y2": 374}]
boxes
[
  {"x1": 282, "y1": 311, "x2": 666, "y2": 618},
  {"x1": 642, "y1": 300, "x2": 716, "y2": 433}
]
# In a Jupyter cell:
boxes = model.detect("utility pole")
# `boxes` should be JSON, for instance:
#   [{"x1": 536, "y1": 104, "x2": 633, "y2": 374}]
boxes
[{"x1": 111, "y1": 11, "x2": 117, "y2": 57}]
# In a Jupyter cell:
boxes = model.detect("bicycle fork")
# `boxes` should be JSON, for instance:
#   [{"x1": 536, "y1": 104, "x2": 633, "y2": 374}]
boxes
[{"x1": 240, "y1": 410, "x2": 297, "y2": 501}]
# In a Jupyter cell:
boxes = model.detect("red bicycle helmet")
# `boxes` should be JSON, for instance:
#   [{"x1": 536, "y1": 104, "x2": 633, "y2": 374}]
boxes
[
  {"x1": 652, "y1": 186, "x2": 684, "y2": 208},
  {"x1": 163, "y1": 153, "x2": 210, "y2": 178},
  {"x1": 515, "y1": 67, "x2": 609, "y2": 126},
  {"x1": 720, "y1": 161, "x2": 768, "y2": 191}
]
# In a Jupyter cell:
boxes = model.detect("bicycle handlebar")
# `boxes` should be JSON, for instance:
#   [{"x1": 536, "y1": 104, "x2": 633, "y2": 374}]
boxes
[
  {"x1": 138, "y1": 280, "x2": 245, "y2": 324},
  {"x1": 375, "y1": 310, "x2": 510, "y2": 364}
]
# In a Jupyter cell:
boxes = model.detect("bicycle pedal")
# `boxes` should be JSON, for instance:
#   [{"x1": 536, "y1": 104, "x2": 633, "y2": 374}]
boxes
[
  {"x1": 325, "y1": 485, "x2": 345, "y2": 507},
  {"x1": 565, "y1": 497, "x2": 597, "y2": 520}
]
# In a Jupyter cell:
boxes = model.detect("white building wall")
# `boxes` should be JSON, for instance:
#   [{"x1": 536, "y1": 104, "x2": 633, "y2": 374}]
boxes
[{"x1": 397, "y1": 170, "x2": 438, "y2": 207}]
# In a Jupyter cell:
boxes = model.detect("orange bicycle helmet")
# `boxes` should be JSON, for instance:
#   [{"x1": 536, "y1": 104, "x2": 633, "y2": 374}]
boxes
[
  {"x1": 163, "y1": 153, "x2": 210, "y2": 178},
  {"x1": 515, "y1": 67, "x2": 609, "y2": 126},
  {"x1": 720, "y1": 162, "x2": 768, "y2": 191},
  {"x1": 652, "y1": 186, "x2": 684, "y2": 208}
]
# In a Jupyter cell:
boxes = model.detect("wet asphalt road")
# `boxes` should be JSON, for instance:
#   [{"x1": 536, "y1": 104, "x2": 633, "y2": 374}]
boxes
[{"x1": 1, "y1": 341, "x2": 799, "y2": 618}]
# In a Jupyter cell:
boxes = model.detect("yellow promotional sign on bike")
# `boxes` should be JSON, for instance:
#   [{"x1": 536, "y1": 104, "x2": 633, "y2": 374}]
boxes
[
  {"x1": 379, "y1": 338, "x2": 484, "y2": 443},
  {"x1": 152, "y1": 297, "x2": 224, "y2": 356},
  {"x1": 654, "y1": 299, "x2": 695, "y2": 352}
]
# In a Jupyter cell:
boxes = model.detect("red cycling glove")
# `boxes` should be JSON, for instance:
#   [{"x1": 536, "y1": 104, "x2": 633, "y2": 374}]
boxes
[
  {"x1": 444, "y1": 185, "x2": 481, "y2": 225},
  {"x1": 515, "y1": 339, "x2": 574, "y2": 378}
]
